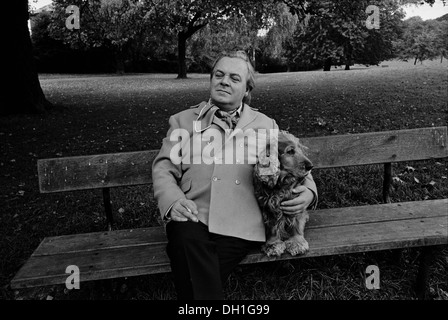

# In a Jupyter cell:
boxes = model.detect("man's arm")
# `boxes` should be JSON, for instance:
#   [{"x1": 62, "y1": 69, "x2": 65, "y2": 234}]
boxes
[
  {"x1": 152, "y1": 115, "x2": 200, "y2": 223},
  {"x1": 152, "y1": 115, "x2": 186, "y2": 220},
  {"x1": 303, "y1": 173, "x2": 318, "y2": 210},
  {"x1": 280, "y1": 173, "x2": 318, "y2": 214}
]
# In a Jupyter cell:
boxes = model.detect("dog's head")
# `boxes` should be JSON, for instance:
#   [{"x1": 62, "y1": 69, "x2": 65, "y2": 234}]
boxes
[
  {"x1": 254, "y1": 131, "x2": 313, "y2": 188},
  {"x1": 277, "y1": 131, "x2": 313, "y2": 183}
]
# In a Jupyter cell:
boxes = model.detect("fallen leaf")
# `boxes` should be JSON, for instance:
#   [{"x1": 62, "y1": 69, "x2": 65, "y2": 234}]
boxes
[
  {"x1": 414, "y1": 177, "x2": 420, "y2": 183},
  {"x1": 316, "y1": 117, "x2": 327, "y2": 126},
  {"x1": 393, "y1": 177, "x2": 405, "y2": 184}
]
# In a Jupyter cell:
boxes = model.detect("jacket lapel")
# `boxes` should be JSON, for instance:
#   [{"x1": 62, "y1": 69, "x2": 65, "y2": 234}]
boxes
[{"x1": 235, "y1": 104, "x2": 257, "y2": 130}]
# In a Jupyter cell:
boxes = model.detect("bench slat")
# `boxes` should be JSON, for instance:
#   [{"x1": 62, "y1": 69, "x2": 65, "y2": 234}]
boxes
[
  {"x1": 38, "y1": 150, "x2": 158, "y2": 193},
  {"x1": 11, "y1": 244, "x2": 169, "y2": 288},
  {"x1": 301, "y1": 126, "x2": 447, "y2": 169},
  {"x1": 38, "y1": 127, "x2": 447, "y2": 193},
  {"x1": 32, "y1": 227, "x2": 167, "y2": 257},
  {"x1": 11, "y1": 199, "x2": 448, "y2": 289},
  {"x1": 30, "y1": 199, "x2": 447, "y2": 256}
]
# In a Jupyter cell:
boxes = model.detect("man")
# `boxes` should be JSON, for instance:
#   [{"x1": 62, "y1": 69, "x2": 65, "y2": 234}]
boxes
[{"x1": 152, "y1": 50, "x2": 317, "y2": 300}]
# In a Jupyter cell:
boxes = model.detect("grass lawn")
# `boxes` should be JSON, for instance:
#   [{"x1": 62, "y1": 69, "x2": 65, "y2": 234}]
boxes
[{"x1": 0, "y1": 60, "x2": 447, "y2": 300}]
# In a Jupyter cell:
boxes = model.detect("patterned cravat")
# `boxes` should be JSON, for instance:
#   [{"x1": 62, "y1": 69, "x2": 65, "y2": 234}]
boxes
[{"x1": 215, "y1": 108, "x2": 240, "y2": 129}]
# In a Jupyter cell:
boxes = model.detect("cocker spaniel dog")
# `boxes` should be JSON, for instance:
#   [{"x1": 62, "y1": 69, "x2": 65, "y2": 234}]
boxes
[{"x1": 253, "y1": 131, "x2": 313, "y2": 257}]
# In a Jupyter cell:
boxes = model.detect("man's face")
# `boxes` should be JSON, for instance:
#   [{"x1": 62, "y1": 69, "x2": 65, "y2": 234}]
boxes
[{"x1": 210, "y1": 57, "x2": 249, "y2": 111}]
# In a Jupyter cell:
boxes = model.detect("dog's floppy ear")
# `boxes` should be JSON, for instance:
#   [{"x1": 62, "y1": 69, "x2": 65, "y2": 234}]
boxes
[
  {"x1": 255, "y1": 131, "x2": 280, "y2": 187},
  {"x1": 294, "y1": 136, "x2": 309, "y2": 154}
]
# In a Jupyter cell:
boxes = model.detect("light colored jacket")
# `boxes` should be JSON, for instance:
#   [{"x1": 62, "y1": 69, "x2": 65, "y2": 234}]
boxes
[{"x1": 152, "y1": 101, "x2": 317, "y2": 241}]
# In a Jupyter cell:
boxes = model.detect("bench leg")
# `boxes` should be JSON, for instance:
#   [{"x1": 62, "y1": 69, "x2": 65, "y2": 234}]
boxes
[
  {"x1": 382, "y1": 163, "x2": 392, "y2": 203},
  {"x1": 102, "y1": 187, "x2": 114, "y2": 231},
  {"x1": 414, "y1": 246, "x2": 434, "y2": 300}
]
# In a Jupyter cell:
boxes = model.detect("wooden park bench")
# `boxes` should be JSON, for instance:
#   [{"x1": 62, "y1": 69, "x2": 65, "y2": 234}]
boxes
[{"x1": 11, "y1": 126, "x2": 448, "y2": 299}]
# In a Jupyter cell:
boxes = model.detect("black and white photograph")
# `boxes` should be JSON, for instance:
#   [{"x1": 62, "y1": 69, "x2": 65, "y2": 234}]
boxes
[{"x1": 2, "y1": 0, "x2": 447, "y2": 308}]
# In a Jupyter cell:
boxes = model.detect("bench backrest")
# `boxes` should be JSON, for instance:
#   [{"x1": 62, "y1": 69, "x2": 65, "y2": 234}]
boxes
[{"x1": 38, "y1": 126, "x2": 448, "y2": 193}]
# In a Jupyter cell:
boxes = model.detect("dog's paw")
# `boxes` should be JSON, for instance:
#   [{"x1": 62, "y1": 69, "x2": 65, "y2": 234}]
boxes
[
  {"x1": 262, "y1": 241, "x2": 286, "y2": 257},
  {"x1": 285, "y1": 236, "x2": 309, "y2": 256}
]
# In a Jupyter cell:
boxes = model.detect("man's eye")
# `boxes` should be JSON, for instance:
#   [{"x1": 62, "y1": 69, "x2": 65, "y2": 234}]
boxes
[
  {"x1": 215, "y1": 72, "x2": 223, "y2": 78},
  {"x1": 231, "y1": 77, "x2": 240, "y2": 82}
]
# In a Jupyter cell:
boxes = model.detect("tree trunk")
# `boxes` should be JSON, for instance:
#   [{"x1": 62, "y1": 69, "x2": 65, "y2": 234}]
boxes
[
  {"x1": 323, "y1": 58, "x2": 332, "y2": 71},
  {"x1": 176, "y1": 20, "x2": 207, "y2": 79},
  {"x1": 177, "y1": 32, "x2": 188, "y2": 79},
  {"x1": 414, "y1": 56, "x2": 418, "y2": 65},
  {"x1": 252, "y1": 47, "x2": 256, "y2": 71},
  {"x1": 6, "y1": 0, "x2": 52, "y2": 116},
  {"x1": 115, "y1": 48, "x2": 125, "y2": 75},
  {"x1": 344, "y1": 43, "x2": 352, "y2": 70}
]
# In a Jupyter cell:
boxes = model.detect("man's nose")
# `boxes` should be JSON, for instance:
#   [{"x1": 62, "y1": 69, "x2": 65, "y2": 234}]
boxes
[{"x1": 220, "y1": 75, "x2": 230, "y2": 86}]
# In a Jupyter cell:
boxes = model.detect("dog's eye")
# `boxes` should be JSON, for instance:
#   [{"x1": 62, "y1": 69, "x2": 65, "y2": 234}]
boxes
[{"x1": 286, "y1": 148, "x2": 295, "y2": 155}]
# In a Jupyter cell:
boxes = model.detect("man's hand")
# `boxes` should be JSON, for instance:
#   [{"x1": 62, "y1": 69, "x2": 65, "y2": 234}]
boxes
[
  {"x1": 169, "y1": 199, "x2": 199, "y2": 222},
  {"x1": 280, "y1": 186, "x2": 314, "y2": 215}
]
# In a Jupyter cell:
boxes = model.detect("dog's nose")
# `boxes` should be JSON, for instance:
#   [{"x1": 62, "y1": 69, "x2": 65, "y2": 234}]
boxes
[{"x1": 305, "y1": 160, "x2": 314, "y2": 171}]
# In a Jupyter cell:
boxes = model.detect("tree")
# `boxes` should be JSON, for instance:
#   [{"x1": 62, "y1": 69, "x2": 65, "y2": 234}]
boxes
[
  {"x1": 432, "y1": 19, "x2": 448, "y2": 62},
  {"x1": 394, "y1": 16, "x2": 442, "y2": 64},
  {"x1": 149, "y1": 0, "x2": 277, "y2": 78},
  {"x1": 188, "y1": 15, "x2": 260, "y2": 73},
  {"x1": 284, "y1": 0, "x2": 404, "y2": 72},
  {"x1": 258, "y1": 2, "x2": 300, "y2": 72},
  {"x1": 49, "y1": 0, "x2": 150, "y2": 74},
  {"x1": 5, "y1": 0, "x2": 53, "y2": 115}
]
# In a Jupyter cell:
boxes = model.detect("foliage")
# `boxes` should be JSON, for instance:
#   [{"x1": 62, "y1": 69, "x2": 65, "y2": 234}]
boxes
[
  {"x1": 257, "y1": 2, "x2": 299, "y2": 72},
  {"x1": 30, "y1": 0, "x2": 448, "y2": 74},
  {"x1": 146, "y1": 0, "x2": 278, "y2": 78},
  {"x1": 48, "y1": 0, "x2": 152, "y2": 73},
  {"x1": 394, "y1": 16, "x2": 448, "y2": 63},
  {"x1": 187, "y1": 13, "x2": 262, "y2": 73},
  {"x1": 284, "y1": 0, "x2": 405, "y2": 71}
]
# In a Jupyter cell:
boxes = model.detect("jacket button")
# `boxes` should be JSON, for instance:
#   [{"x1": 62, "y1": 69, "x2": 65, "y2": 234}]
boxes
[
  {"x1": 235, "y1": 180, "x2": 241, "y2": 185},
  {"x1": 212, "y1": 177, "x2": 218, "y2": 182}
]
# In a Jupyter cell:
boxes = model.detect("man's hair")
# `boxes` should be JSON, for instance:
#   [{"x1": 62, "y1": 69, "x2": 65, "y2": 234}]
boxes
[{"x1": 210, "y1": 50, "x2": 255, "y2": 105}]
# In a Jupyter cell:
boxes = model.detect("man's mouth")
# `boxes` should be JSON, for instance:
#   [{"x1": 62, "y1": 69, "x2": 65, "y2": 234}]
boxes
[{"x1": 216, "y1": 89, "x2": 230, "y2": 94}]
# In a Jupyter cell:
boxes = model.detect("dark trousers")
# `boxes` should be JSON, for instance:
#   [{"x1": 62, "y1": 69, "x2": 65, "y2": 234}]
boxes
[{"x1": 166, "y1": 221, "x2": 262, "y2": 300}]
